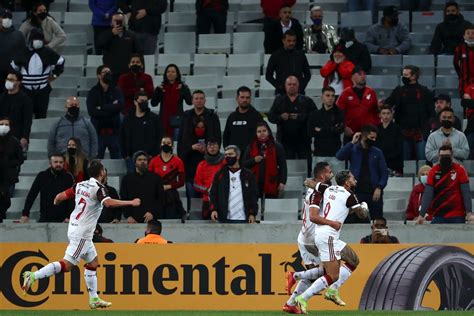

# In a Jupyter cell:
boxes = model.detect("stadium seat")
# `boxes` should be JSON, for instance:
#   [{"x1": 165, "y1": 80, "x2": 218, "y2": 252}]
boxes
[
  {"x1": 306, "y1": 54, "x2": 330, "y2": 72},
  {"x1": 235, "y1": 22, "x2": 263, "y2": 32},
  {"x1": 258, "y1": 75, "x2": 275, "y2": 98},
  {"x1": 418, "y1": 75, "x2": 434, "y2": 88},
  {"x1": 262, "y1": 198, "x2": 299, "y2": 221},
  {"x1": 164, "y1": 32, "x2": 196, "y2": 54},
  {"x1": 183, "y1": 74, "x2": 219, "y2": 100},
  {"x1": 222, "y1": 75, "x2": 256, "y2": 98},
  {"x1": 366, "y1": 75, "x2": 399, "y2": 97},
  {"x1": 86, "y1": 55, "x2": 103, "y2": 77},
  {"x1": 305, "y1": 75, "x2": 325, "y2": 97},
  {"x1": 27, "y1": 139, "x2": 48, "y2": 160},
  {"x1": 62, "y1": 54, "x2": 84, "y2": 77},
  {"x1": 286, "y1": 160, "x2": 307, "y2": 177},
  {"x1": 227, "y1": 53, "x2": 262, "y2": 79},
  {"x1": 435, "y1": 75, "x2": 459, "y2": 97},
  {"x1": 217, "y1": 99, "x2": 237, "y2": 116},
  {"x1": 409, "y1": 32, "x2": 433, "y2": 45},
  {"x1": 69, "y1": 0, "x2": 90, "y2": 12},
  {"x1": 173, "y1": 0, "x2": 195, "y2": 12},
  {"x1": 61, "y1": 33, "x2": 87, "y2": 55},
  {"x1": 403, "y1": 55, "x2": 435, "y2": 77},
  {"x1": 253, "y1": 97, "x2": 274, "y2": 114},
  {"x1": 63, "y1": 12, "x2": 93, "y2": 43},
  {"x1": 436, "y1": 55, "x2": 457, "y2": 76},
  {"x1": 193, "y1": 54, "x2": 227, "y2": 79},
  {"x1": 340, "y1": 11, "x2": 372, "y2": 31},
  {"x1": 371, "y1": 55, "x2": 402, "y2": 75},
  {"x1": 411, "y1": 11, "x2": 443, "y2": 33},
  {"x1": 233, "y1": 32, "x2": 264, "y2": 54},
  {"x1": 167, "y1": 12, "x2": 196, "y2": 32},
  {"x1": 386, "y1": 177, "x2": 414, "y2": 192},
  {"x1": 237, "y1": 11, "x2": 263, "y2": 23},
  {"x1": 198, "y1": 34, "x2": 231, "y2": 54},
  {"x1": 144, "y1": 55, "x2": 156, "y2": 75},
  {"x1": 157, "y1": 54, "x2": 191, "y2": 75}
]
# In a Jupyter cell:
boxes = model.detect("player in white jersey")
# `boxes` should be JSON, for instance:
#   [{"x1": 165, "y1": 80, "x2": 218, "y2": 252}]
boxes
[{"x1": 22, "y1": 160, "x2": 141, "y2": 309}]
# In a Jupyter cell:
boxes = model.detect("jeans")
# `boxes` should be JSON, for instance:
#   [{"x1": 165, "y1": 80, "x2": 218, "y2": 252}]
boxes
[
  {"x1": 97, "y1": 134, "x2": 121, "y2": 159},
  {"x1": 403, "y1": 139, "x2": 426, "y2": 161},
  {"x1": 135, "y1": 32, "x2": 158, "y2": 55},
  {"x1": 185, "y1": 181, "x2": 201, "y2": 211},
  {"x1": 431, "y1": 216, "x2": 465, "y2": 224},
  {"x1": 24, "y1": 88, "x2": 51, "y2": 119},
  {"x1": 196, "y1": 9, "x2": 227, "y2": 34},
  {"x1": 347, "y1": 0, "x2": 378, "y2": 23}
]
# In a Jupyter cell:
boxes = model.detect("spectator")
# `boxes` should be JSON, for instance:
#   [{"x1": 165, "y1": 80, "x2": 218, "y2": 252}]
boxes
[
  {"x1": 454, "y1": 25, "x2": 474, "y2": 96},
  {"x1": 266, "y1": 30, "x2": 311, "y2": 95},
  {"x1": 194, "y1": 137, "x2": 225, "y2": 219},
  {"x1": 400, "y1": 0, "x2": 431, "y2": 11},
  {"x1": 11, "y1": 28, "x2": 64, "y2": 119},
  {"x1": 0, "y1": 70, "x2": 33, "y2": 155},
  {"x1": 268, "y1": 76, "x2": 316, "y2": 159},
  {"x1": 120, "y1": 150, "x2": 165, "y2": 223},
  {"x1": 337, "y1": 66, "x2": 379, "y2": 143},
  {"x1": 339, "y1": 27, "x2": 372, "y2": 73},
  {"x1": 151, "y1": 64, "x2": 192, "y2": 138},
  {"x1": 320, "y1": 44, "x2": 355, "y2": 96},
  {"x1": 303, "y1": 5, "x2": 339, "y2": 54},
  {"x1": 121, "y1": 91, "x2": 163, "y2": 173},
  {"x1": 425, "y1": 108, "x2": 469, "y2": 164},
  {"x1": 423, "y1": 94, "x2": 462, "y2": 141},
  {"x1": 385, "y1": 65, "x2": 434, "y2": 160},
  {"x1": 92, "y1": 224, "x2": 114, "y2": 243},
  {"x1": 47, "y1": 97, "x2": 98, "y2": 159},
  {"x1": 223, "y1": 86, "x2": 263, "y2": 153},
  {"x1": 261, "y1": 0, "x2": 296, "y2": 47},
  {"x1": 118, "y1": 0, "x2": 167, "y2": 54},
  {"x1": 64, "y1": 137, "x2": 89, "y2": 183},
  {"x1": 0, "y1": 117, "x2": 23, "y2": 223},
  {"x1": 430, "y1": 1, "x2": 471, "y2": 55},
  {"x1": 347, "y1": 0, "x2": 378, "y2": 23},
  {"x1": 87, "y1": 65, "x2": 124, "y2": 159},
  {"x1": 242, "y1": 121, "x2": 287, "y2": 198},
  {"x1": 365, "y1": 5, "x2": 411, "y2": 55},
  {"x1": 210, "y1": 145, "x2": 258, "y2": 223},
  {"x1": 196, "y1": 0, "x2": 228, "y2": 34},
  {"x1": 149, "y1": 136, "x2": 186, "y2": 219},
  {"x1": 135, "y1": 220, "x2": 171, "y2": 244},
  {"x1": 377, "y1": 105, "x2": 403, "y2": 176},
  {"x1": 360, "y1": 217, "x2": 400, "y2": 243},
  {"x1": 336, "y1": 125, "x2": 389, "y2": 223},
  {"x1": 405, "y1": 165, "x2": 433, "y2": 221},
  {"x1": 264, "y1": 5, "x2": 303, "y2": 54},
  {"x1": 462, "y1": 81, "x2": 474, "y2": 159},
  {"x1": 19, "y1": 153, "x2": 74, "y2": 223},
  {"x1": 97, "y1": 12, "x2": 140, "y2": 84},
  {"x1": 118, "y1": 54, "x2": 154, "y2": 117},
  {"x1": 417, "y1": 144, "x2": 472, "y2": 224},
  {"x1": 98, "y1": 168, "x2": 122, "y2": 223},
  {"x1": 19, "y1": 2, "x2": 66, "y2": 53},
  {"x1": 89, "y1": 0, "x2": 117, "y2": 55},
  {"x1": 307, "y1": 86, "x2": 344, "y2": 157}
]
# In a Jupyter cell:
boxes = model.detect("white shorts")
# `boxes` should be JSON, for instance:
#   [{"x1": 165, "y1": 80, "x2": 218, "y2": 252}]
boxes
[
  {"x1": 297, "y1": 230, "x2": 321, "y2": 266},
  {"x1": 314, "y1": 230, "x2": 346, "y2": 262},
  {"x1": 64, "y1": 238, "x2": 97, "y2": 265}
]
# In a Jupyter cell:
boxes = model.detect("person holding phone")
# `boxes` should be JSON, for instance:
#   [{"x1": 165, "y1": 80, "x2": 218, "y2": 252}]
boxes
[{"x1": 360, "y1": 217, "x2": 399, "y2": 243}]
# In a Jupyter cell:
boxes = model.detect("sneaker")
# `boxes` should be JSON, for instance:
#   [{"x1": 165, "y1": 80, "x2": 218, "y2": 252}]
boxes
[
  {"x1": 286, "y1": 271, "x2": 296, "y2": 295},
  {"x1": 89, "y1": 297, "x2": 112, "y2": 309},
  {"x1": 295, "y1": 295, "x2": 308, "y2": 314},
  {"x1": 324, "y1": 287, "x2": 346, "y2": 306},
  {"x1": 22, "y1": 271, "x2": 36, "y2": 295},
  {"x1": 282, "y1": 303, "x2": 303, "y2": 314}
]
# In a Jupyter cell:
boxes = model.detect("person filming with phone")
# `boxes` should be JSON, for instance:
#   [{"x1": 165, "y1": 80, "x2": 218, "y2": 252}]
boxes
[{"x1": 360, "y1": 217, "x2": 399, "y2": 243}]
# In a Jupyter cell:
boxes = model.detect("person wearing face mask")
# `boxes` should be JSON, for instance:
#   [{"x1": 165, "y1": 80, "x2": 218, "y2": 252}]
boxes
[
  {"x1": 303, "y1": 5, "x2": 339, "y2": 54},
  {"x1": 47, "y1": 97, "x2": 98, "y2": 159},
  {"x1": 264, "y1": 5, "x2": 303, "y2": 54},
  {"x1": 89, "y1": 0, "x2": 117, "y2": 55},
  {"x1": 423, "y1": 94, "x2": 463, "y2": 142},
  {"x1": 454, "y1": 25, "x2": 474, "y2": 97},
  {"x1": 339, "y1": 27, "x2": 371, "y2": 73},
  {"x1": 64, "y1": 137, "x2": 89, "y2": 183},
  {"x1": 417, "y1": 144, "x2": 473, "y2": 224},
  {"x1": 376, "y1": 105, "x2": 403, "y2": 177},
  {"x1": 462, "y1": 79, "x2": 474, "y2": 159},
  {"x1": 405, "y1": 165, "x2": 433, "y2": 221},
  {"x1": 336, "y1": 124, "x2": 388, "y2": 223}
]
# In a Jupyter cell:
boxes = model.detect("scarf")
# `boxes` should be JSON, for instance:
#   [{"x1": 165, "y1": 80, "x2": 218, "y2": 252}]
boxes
[
  {"x1": 162, "y1": 82, "x2": 181, "y2": 135},
  {"x1": 249, "y1": 139, "x2": 279, "y2": 197},
  {"x1": 204, "y1": 153, "x2": 224, "y2": 165}
]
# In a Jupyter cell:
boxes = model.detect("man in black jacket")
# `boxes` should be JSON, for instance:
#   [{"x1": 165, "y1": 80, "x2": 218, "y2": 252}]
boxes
[
  {"x1": 196, "y1": 0, "x2": 228, "y2": 34},
  {"x1": 264, "y1": 5, "x2": 304, "y2": 54},
  {"x1": 377, "y1": 105, "x2": 404, "y2": 176},
  {"x1": 339, "y1": 27, "x2": 372, "y2": 73}
]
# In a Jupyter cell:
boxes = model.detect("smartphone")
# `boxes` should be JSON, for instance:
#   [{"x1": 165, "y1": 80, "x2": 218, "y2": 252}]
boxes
[
  {"x1": 375, "y1": 228, "x2": 388, "y2": 236},
  {"x1": 116, "y1": 20, "x2": 123, "y2": 27}
]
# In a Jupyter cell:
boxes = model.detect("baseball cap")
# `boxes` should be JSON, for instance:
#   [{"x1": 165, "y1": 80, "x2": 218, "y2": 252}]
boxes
[
  {"x1": 383, "y1": 5, "x2": 400, "y2": 17},
  {"x1": 1, "y1": 9, "x2": 12, "y2": 19},
  {"x1": 434, "y1": 94, "x2": 451, "y2": 103}
]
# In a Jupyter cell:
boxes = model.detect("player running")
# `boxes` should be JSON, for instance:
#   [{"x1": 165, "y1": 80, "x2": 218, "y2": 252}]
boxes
[{"x1": 22, "y1": 160, "x2": 141, "y2": 309}]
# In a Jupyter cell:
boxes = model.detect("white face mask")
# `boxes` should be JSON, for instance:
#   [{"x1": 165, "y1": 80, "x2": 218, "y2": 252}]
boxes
[
  {"x1": 32, "y1": 39, "x2": 43, "y2": 49},
  {"x1": 0, "y1": 125, "x2": 10, "y2": 136},
  {"x1": 4, "y1": 80, "x2": 14, "y2": 90},
  {"x1": 2, "y1": 18, "x2": 12, "y2": 29},
  {"x1": 465, "y1": 39, "x2": 474, "y2": 46},
  {"x1": 345, "y1": 40, "x2": 354, "y2": 48}
]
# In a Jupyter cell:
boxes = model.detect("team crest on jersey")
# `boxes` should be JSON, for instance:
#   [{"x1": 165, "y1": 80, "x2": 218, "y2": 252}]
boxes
[
  {"x1": 451, "y1": 171, "x2": 456, "y2": 180},
  {"x1": 162, "y1": 166, "x2": 167, "y2": 171}
]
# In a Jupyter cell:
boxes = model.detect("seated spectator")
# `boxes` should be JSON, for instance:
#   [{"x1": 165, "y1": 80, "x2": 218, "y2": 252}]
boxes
[
  {"x1": 360, "y1": 217, "x2": 400, "y2": 244},
  {"x1": 454, "y1": 25, "x2": 474, "y2": 96},
  {"x1": 210, "y1": 145, "x2": 258, "y2": 224},
  {"x1": 462, "y1": 80, "x2": 474, "y2": 159},
  {"x1": 64, "y1": 137, "x2": 89, "y2": 183},
  {"x1": 365, "y1": 5, "x2": 411, "y2": 55},
  {"x1": 430, "y1": 1, "x2": 472, "y2": 55},
  {"x1": 92, "y1": 224, "x2": 114, "y2": 243},
  {"x1": 151, "y1": 64, "x2": 192, "y2": 138},
  {"x1": 194, "y1": 137, "x2": 225, "y2": 219},
  {"x1": 405, "y1": 165, "x2": 433, "y2": 221},
  {"x1": 196, "y1": 0, "x2": 228, "y2": 34},
  {"x1": 242, "y1": 121, "x2": 287, "y2": 198},
  {"x1": 19, "y1": 2, "x2": 66, "y2": 53},
  {"x1": 98, "y1": 168, "x2": 122, "y2": 224},
  {"x1": 47, "y1": 97, "x2": 98, "y2": 159},
  {"x1": 425, "y1": 108, "x2": 470, "y2": 164},
  {"x1": 19, "y1": 153, "x2": 74, "y2": 223},
  {"x1": 339, "y1": 27, "x2": 372, "y2": 73},
  {"x1": 320, "y1": 44, "x2": 355, "y2": 96},
  {"x1": 135, "y1": 220, "x2": 171, "y2": 244},
  {"x1": 303, "y1": 5, "x2": 339, "y2": 54},
  {"x1": 89, "y1": 0, "x2": 117, "y2": 55},
  {"x1": 264, "y1": 5, "x2": 303, "y2": 54},
  {"x1": 120, "y1": 151, "x2": 165, "y2": 223},
  {"x1": 424, "y1": 94, "x2": 463, "y2": 141},
  {"x1": 377, "y1": 105, "x2": 403, "y2": 176},
  {"x1": 149, "y1": 136, "x2": 186, "y2": 219}
]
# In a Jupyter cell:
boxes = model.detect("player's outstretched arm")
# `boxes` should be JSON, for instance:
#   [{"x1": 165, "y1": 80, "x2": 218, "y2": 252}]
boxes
[
  {"x1": 53, "y1": 187, "x2": 75, "y2": 205},
  {"x1": 103, "y1": 198, "x2": 141, "y2": 208}
]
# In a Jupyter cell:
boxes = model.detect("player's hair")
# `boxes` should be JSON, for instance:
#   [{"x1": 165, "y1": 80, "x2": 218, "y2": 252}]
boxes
[
  {"x1": 148, "y1": 220, "x2": 162, "y2": 234},
  {"x1": 403, "y1": 65, "x2": 420, "y2": 79},
  {"x1": 372, "y1": 216, "x2": 387, "y2": 226},
  {"x1": 225, "y1": 145, "x2": 241, "y2": 158},
  {"x1": 438, "y1": 144, "x2": 453, "y2": 153},
  {"x1": 322, "y1": 86, "x2": 335, "y2": 94},
  {"x1": 439, "y1": 107, "x2": 454, "y2": 116},
  {"x1": 335, "y1": 170, "x2": 351, "y2": 186},
  {"x1": 236, "y1": 86, "x2": 251, "y2": 97},
  {"x1": 361, "y1": 124, "x2": 378, "y2": 136},
  {"x1": 313, "y1": 162, "x2": 329, "y2": 178},
  {"x1": 379, "y1": 104, "x2": 393, "y2": 112},
  {"x1": 88, "y1": 159, "x2": 105, "y2": 179}
]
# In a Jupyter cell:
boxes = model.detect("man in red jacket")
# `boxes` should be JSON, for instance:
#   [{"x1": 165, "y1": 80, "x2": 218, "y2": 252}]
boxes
[{"x1": 454, "y1": 25, "x2": 474, "y2": 96}]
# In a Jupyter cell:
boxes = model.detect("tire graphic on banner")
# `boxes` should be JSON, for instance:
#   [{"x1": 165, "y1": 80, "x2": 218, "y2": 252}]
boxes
[{"x1": 359, "y1": 245, "x2": 474, "y2": 311}]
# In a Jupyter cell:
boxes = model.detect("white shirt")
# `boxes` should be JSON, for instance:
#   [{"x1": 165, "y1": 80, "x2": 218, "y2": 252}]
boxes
[
  {"x1": 227, "y1": 170, "x2": 246, "y2": 220},
  {"x1": 329, "y1": 72, "x2": 344, "y2": 95},
  {"x1": 281, "y1": 20, "x2": 292, "y2": 34}
]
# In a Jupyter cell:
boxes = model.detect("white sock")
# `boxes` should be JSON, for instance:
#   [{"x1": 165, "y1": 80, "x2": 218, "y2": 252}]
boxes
[
  {"x1": 34, "y1": 262, "x2": 62, "y2": 279},
  {"x1": 302, "y1": 275, "x2": 330, "y2": 301},
  {"x1": 330, "y1": 264, "x2": 352, "y2": 290},
  {"x1": 287, "y1": 279, "x2": 312, "y2": 306},
  {"x1": 294, "y1": 266, "x2": 324, "y2": 280},
  {"x1": 84, "y1": 269, "x2": 98, "y2": 299}
]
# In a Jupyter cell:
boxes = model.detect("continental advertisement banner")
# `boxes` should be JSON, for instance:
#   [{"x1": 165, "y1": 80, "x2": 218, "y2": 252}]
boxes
[{"x1": 0, "y1": 243, "x2": 472, "y2": 311}]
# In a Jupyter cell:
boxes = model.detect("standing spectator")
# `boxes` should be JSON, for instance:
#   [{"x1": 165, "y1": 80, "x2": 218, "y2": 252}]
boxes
[
  {"x1": 336, "y1": 125, "x2": 389, "y2": 222},
  {"x1": 89, "y1": 0, "x2": 118, "y2": 55},
  {"x1": 0, "y1": 117, "x2": 23, "y2": 223},
  {"x1": 223, "y1": 86, "x2": 263, "y2": 153},
  {"x1": 430, "y1": 1, "x2": 471, "y2": 55},
  {"x1": 19, "y1": 153, "x2": 74, "y2": 223},
  {"x1": 385, "y1": 65, "x2": 434, "y2": 160},
  {"x1": 347, "y1": 0, "x2": 378, "y2": 23},
  {"x1": 120, "y1": 151, "x2": 165, "y2": 223},
  {"x1": 118, "y1": 54, "x2": 154, "y2": 116},
  {"x1": 19, "y1": 2, "x2": 66, "y2": 53},
  {"x1": 194, "y1": 138, "x2": 225, "y2": 219},
  {"x1": 377, "y1": 105, "x2": 403, "y2": 176},
  {"x1": 360, "y1": 217, "x2": 400, "y2": 243},
  {"x1": 365, "y1": 5, "x2": 411, "y2": 55},
  {"x1": 64, "y1": 137, "x2": 89, "y2": 183},
  {"x1": 47, "y1": 97, "x2": 98, "y2": 159},
  {"x1": 405, "y1": 165, "x2": 433, "y2": 221},
  {"x1": 400, "y1": 0, "x2": 431, "y2": 11},
  {"x1": 148, "y1": 136, "x2": 186, "y2": 219},
  {"x1": 135, "y1": 220, "x2": 171, "y2": 244},
  {"x1": 242, "y1": 121, "x2": 287, "y2": 198},
  {"x1": 303, "y1": 5, "x2": 339, "y2": 54},
  {"x1": 339, "y1": 27, "x2": 372, "y2": 73},
  {"x1": 266, "y1": 30, "x2": 311, "y2": 95},
  {"x1": 210, "y1": 145, "x2": 258, "y2": 223},
  {"x1": 425, "y1": 108, "x2": 470, "y2": 164},
  {"x1": 196, "y1": 0, "x2": 228, "y2": 34},
  {"x1": 268, "y1": 76, "x2": 316, "y2": 159},
  {"x1": 417, "y1": 144, "x2": 472, "y2": 224},
  {"x1": 261, "y1": 0, "x2": 296, "y2": 49},
  {"x1": 151, "y1": 64, "x2": 192, "y2": 138},
  {"x1": 320, "y1": 44, "x2": 355, "y2": 96},
  {"x1": 87, "y1": 65, "x2": 124, "y2": 159},
  {"x1": 454, "y1": 25, "x2": 474, "y2": 96},
  {"x1": 337, "y1": 66, "x2": 379, "y2": 143},
  {"x1": 98, "y1": 168, "x2": 122, "y2": 223},
  {"x1": 307, "y1": 86, "x2": 344, "y2": 157},
  {"x1": 11, "y1": 28, "x2": 64, "y2": 119},
  {"x1": 121, "y1": 91, "x2": 163, "y2": 173},
  {"x1": 118, "y1": 0, "x2": 167, "y2": 55},
  {"x1": 264, "y1": 6, "x2": 303, "y2": 54},
  {"x1": 423, "y1": 94, "x2": 462, "y2": 141},
  {"x1": 462, "y1": 81, "x2": 474, "y2": 159}
]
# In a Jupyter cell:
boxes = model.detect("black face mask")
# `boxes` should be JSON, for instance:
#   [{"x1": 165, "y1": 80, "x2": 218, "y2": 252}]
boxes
[
  {"x1": 439, "y1": 155, "x2": 452, "y2": 169},
  {"x1": 161, "y1": 144, "x2": 172, "y2": 153},
  {"x1": 391, "y1": 17, "x2": 399, "y2": 26},
  {"x1": 67, "y1": 107, "x2": 79, "y2": 118},
  {"x1": 102, "y1": 73, "x2": 112, "y2": 85},
  {"x1": 37, "y1": 12, "x2": 48, "y2": 21},
  {"x1": 138, "y1": 101, "x2": 149, "y2": 111},
  {"x1": 67, "y1": 147, "x2": 76, "y2": 156},
  {"x1": 401, "y1": 76, "x2": 411, "y2": 85},
  {"x1": 365, "y1": 139, "x2": 376, "y2": 148},
  {"x1": 445, "y1": 14, "x2": 458, "y2": 22},
  {"x1": 130, "y1": 64, "x2": 142, "y2": 74},
  {"x1": 441, "y1": 120, "x2": 453, "y2": 129},
  {"x1": 225, "y1": 156, "x2": 237, "y2": 166}
]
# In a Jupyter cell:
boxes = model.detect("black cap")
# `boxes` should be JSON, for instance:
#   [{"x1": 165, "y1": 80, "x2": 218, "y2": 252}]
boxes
[
  {"x1": 435, "y1": 94, "x2": 451, "y2": 103},
  {"x1": 1, "y1": 9, "x2": 12, "y2": 19},
  {"x1": 383, "y1": 5, "x2": 400, "y2": 17},
  {"x1": 340, "y1": 27, "x2": 355, "y2": 41},
  {"x1": 352, "y1": 65, "x2": 366, "y2": 75}
]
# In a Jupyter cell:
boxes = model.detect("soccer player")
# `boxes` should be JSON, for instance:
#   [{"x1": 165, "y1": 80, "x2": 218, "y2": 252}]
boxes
[{"x1": 21, "y1": 160, "x2": 141, "y2": 309}]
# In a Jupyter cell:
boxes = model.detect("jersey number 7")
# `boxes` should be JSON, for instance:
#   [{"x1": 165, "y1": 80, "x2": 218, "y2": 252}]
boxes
[{"x1": 75, "y1": 197, "x2": 87, "y2": 220}]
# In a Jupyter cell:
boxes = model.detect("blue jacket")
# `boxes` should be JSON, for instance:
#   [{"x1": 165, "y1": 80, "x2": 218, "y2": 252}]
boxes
[
  {"x1": 89, "y1": 0, "x2": 117, "y2": 27},
  {"x1": 336, "y1": 142, "x2": 389, "y2": 189}
]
